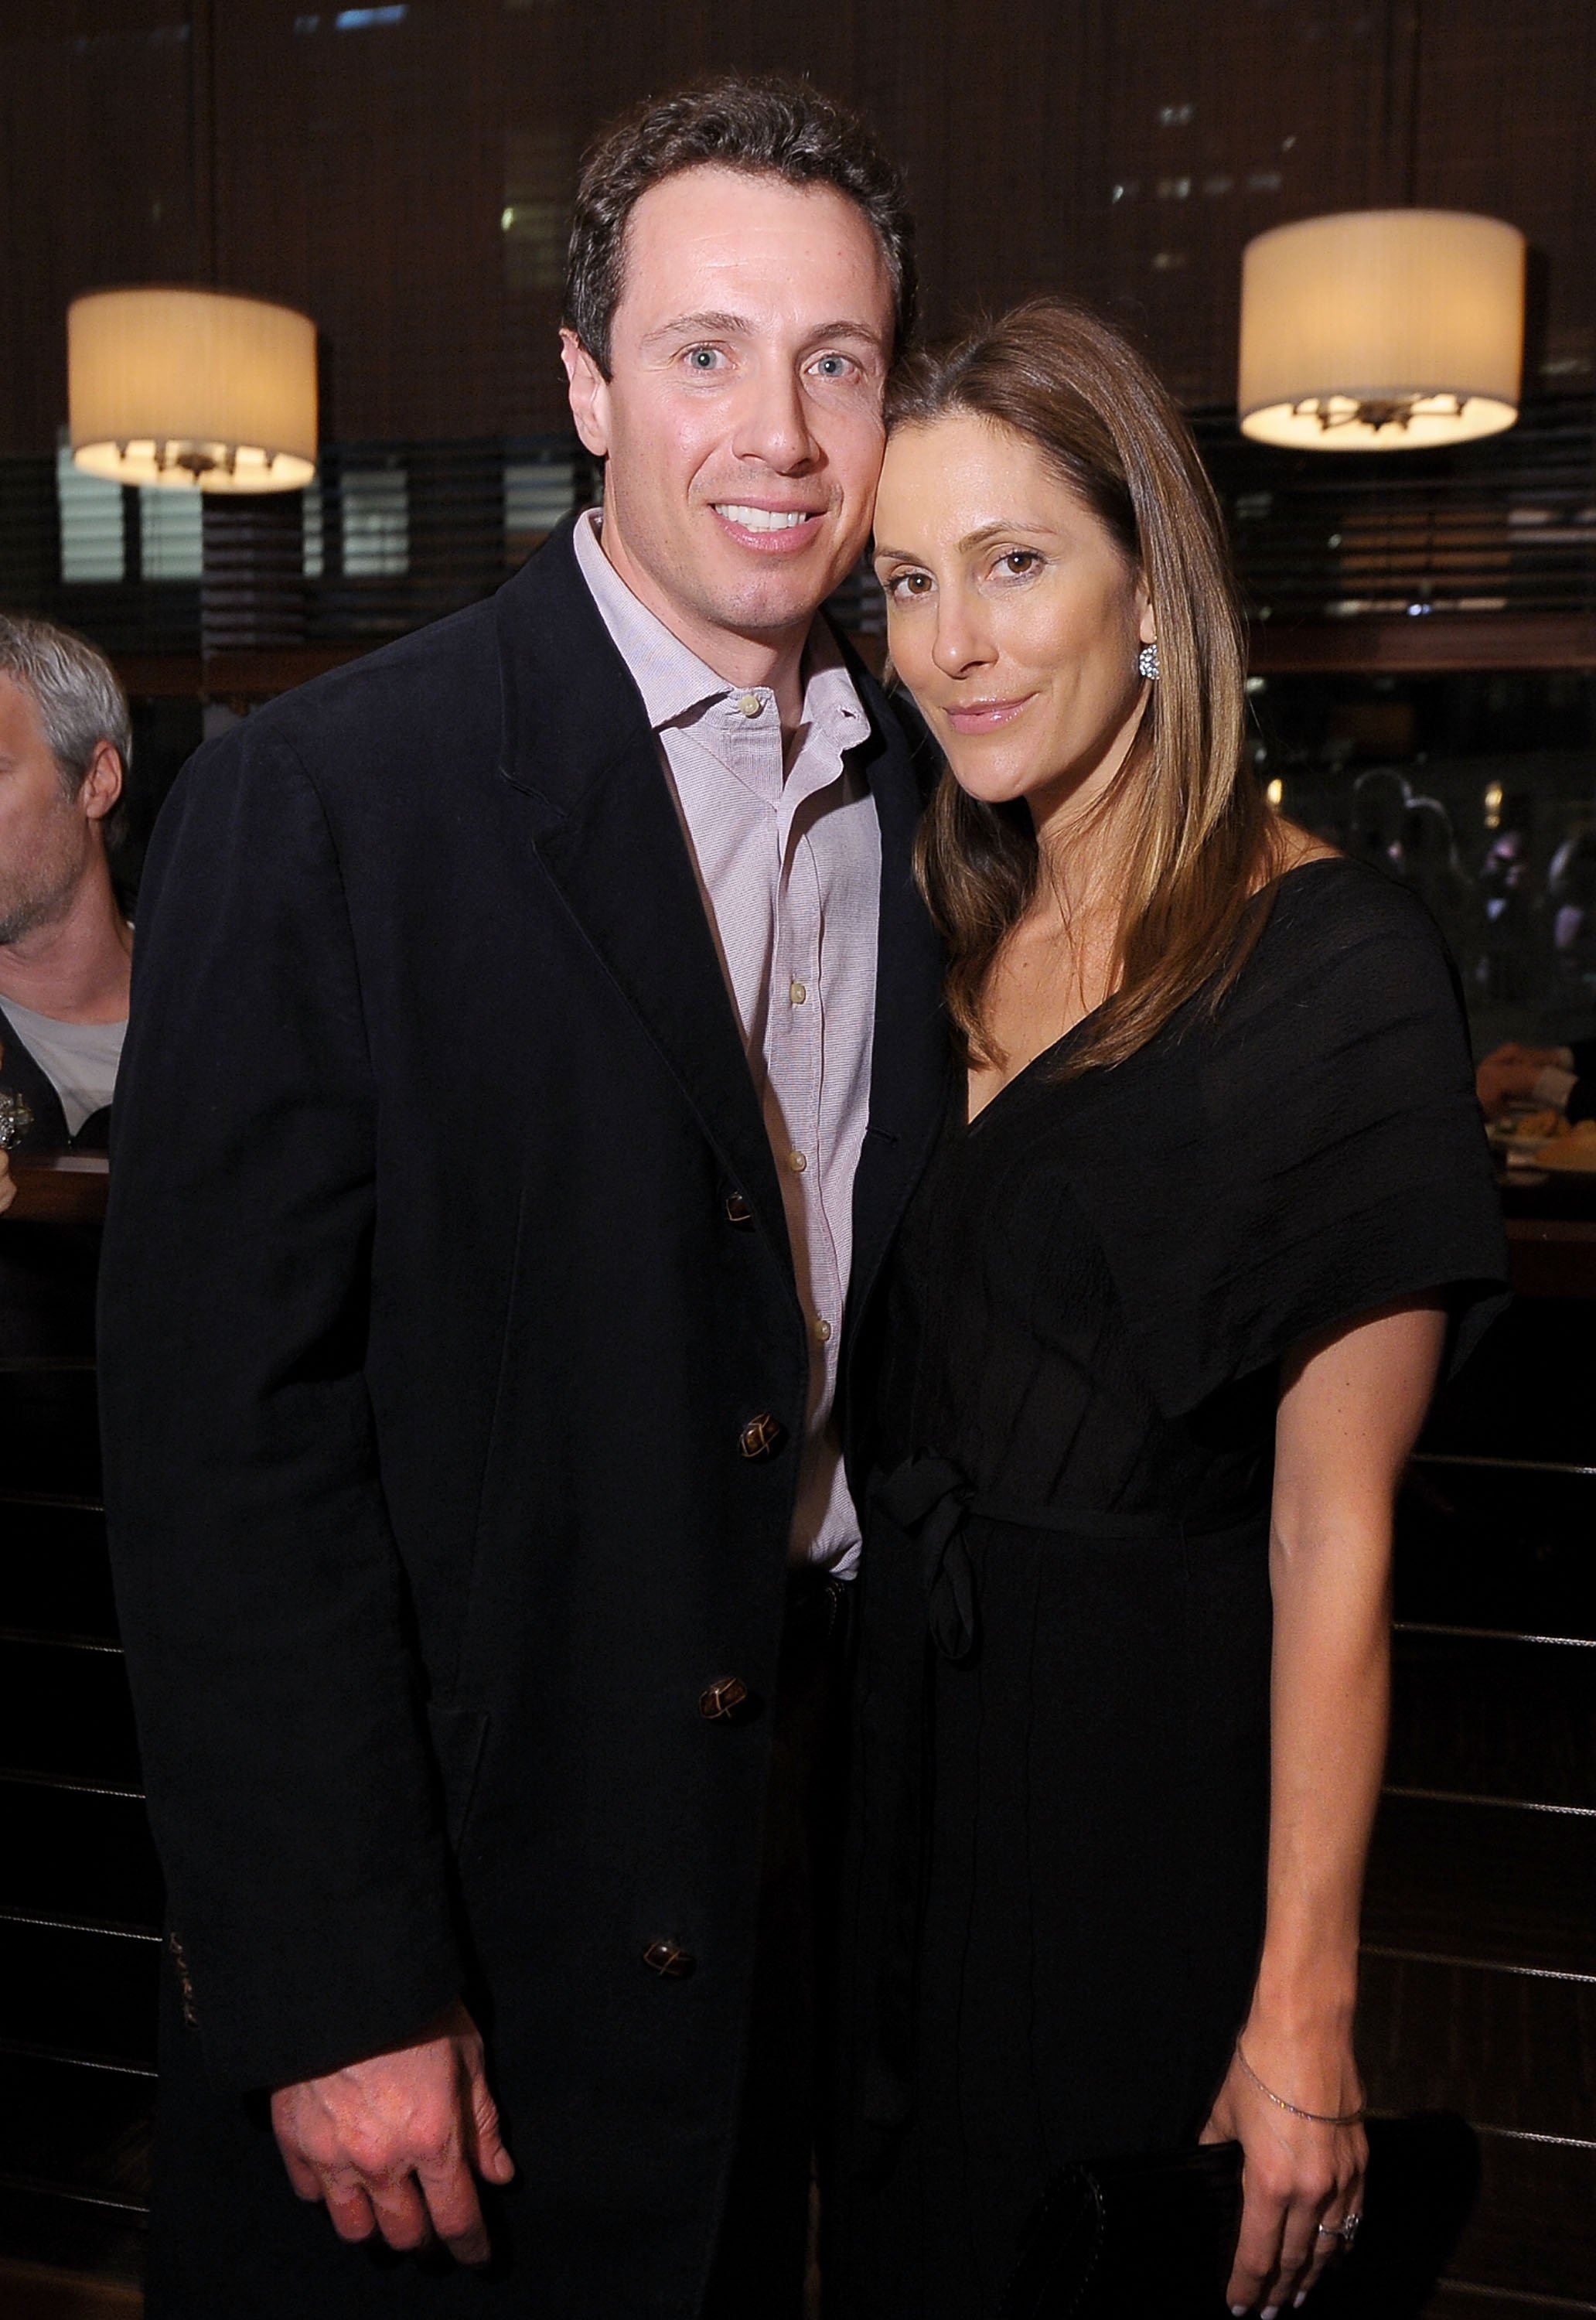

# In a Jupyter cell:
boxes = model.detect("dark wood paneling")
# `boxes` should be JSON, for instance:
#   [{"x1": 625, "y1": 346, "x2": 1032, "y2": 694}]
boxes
[
  {"x1": 0, "y1": 1786, "x2": 161, "y2": 1933},
  {"x1": 1359, "y1": 1950, "x2": 1594, "y2": 2147},
  {"x1": 1251, "y1": 614, "x2": 1596, "y2": 674},
  {"x1": 1387, "y1": 1631, "x2": 1596, "y2": 1811},
  {"x1": 1441, "y1": 2134, "x2": 1596, "y2": 2305},
  {"x1": 1415, "y1": 0, "x2": 1596, "y2": 395},
  {"x1": 0, "y1": 1374, "x2": 102, "y2": 1504},
  {"x1": 0, "y1": 1922, "x2": 159, "y2": 2072},
  {"x1": 3, "y1": 2, "x2": 1596, "y2": 446},
  {"x1": 1365, "y1": 1789, "x2": 1596, "y2": 1977},
  {"x1": 0, "y1": 1643, "x2": 140, "y2": 1792}
]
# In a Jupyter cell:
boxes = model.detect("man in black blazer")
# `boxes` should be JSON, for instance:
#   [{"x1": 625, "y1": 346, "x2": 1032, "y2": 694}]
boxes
[{"x1": 99, "y1": 73, "x2": 946, "y2": 2320}]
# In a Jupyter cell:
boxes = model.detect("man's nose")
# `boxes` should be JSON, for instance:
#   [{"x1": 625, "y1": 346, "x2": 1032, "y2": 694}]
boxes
[{"x1": 730, "y1": 367, "x2": 817, "y2": 473}]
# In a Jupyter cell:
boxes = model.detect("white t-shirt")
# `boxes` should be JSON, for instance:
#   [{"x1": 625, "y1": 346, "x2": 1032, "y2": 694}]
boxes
[{"x1": 0, "y1": 995, "x2": 125, "y2": 1136}]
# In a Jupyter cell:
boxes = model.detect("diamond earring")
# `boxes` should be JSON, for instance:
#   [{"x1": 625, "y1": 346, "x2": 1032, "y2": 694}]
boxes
[{"x1": 1137, "y1": 642, "x2": 1160, "y2": 682}]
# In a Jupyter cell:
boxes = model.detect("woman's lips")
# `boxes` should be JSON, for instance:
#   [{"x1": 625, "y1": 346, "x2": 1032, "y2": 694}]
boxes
[{"x1": 943, "y1": 696, "x2": 1033, "y2": 733}]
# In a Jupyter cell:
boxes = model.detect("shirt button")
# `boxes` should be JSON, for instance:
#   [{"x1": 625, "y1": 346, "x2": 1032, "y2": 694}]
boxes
[
  {"x1": 789, "y1": 980, "x2": 807, "y2": 1005},
  {"x1": 738, "y1": 693, "x2": 762, "y2": 718},
  {"x1": 787, "y1": 1149, "x2": 807, "y2": 1173},
  {"x1": 813, "y1": 1316, "x2": 834, "y2": 1345}
]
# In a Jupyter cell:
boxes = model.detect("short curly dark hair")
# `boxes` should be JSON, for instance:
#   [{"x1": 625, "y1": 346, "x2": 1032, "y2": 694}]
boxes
[{"x1": 564, "y1": 72, "x2": 916, "y2": 377}]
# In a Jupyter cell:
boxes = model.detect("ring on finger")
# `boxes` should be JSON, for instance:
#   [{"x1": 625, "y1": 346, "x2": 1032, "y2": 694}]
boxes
[{"x1": 1315, "y1": 2213, "x2": 1362, "y2": 2246}]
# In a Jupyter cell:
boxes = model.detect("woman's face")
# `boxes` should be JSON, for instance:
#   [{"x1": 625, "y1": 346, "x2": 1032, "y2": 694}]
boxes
[{"x1": 872, "y1": 412, "x2": 1155, "y2": 820}]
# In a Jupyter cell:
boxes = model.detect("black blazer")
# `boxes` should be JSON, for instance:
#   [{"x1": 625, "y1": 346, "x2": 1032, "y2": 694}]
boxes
[{"x1": 98, "y1": 517, "x2": 948, "y2": 2315}]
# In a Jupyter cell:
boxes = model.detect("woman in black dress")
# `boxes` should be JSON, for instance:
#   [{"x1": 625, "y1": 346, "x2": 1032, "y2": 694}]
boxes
[{"x1": 831, "y1": 303, "x2": 1506, "y2": 2318}]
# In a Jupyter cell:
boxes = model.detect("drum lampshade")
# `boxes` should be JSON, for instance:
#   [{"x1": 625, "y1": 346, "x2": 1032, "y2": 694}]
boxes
[
  {"x1": 1238, "y1": 210, "x2": 1524, "y2": 451},
  {"x1": 68, "y1": 287, "x2": 318, "y2": 492}
]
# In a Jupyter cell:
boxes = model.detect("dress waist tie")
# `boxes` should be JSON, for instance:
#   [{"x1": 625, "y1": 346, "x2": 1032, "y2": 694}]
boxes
[{"x1": 858, "y1": 1453, "x2": 1268, "y2": 2138}]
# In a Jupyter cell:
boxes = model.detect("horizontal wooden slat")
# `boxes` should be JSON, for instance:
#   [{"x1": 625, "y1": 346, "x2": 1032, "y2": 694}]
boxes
[
  {"x1": 0, "y1": 1926, "x2": 158, "y2": 2074},
  {"x1": 1365, "y1": 1791, "x2": 1596, "y2": 1977},
  {"x1": 0, "y1": 1786, "x2": 159, "y2": 1936},
  {"x1": 1388, "y1": 1631, "x2": 1596, "y2": 1811},
  {"x1": 1421, "y1": 1297, "x2": 1596, "y2": 1469},
  {"x1": 0, "y1": 2056, "x2": 151, "y2": 2209},
  {"x1": 0, "y1": 1643, "x2": 140, "y2": 1792},
  {"x1": 2, "y1": 1163, "x2": 109, "y2": 1230},
  {"x1": 0, "y1": 1373, "x2": 102, "y2": 1504},
  {"x1": 1396, "y1": 1465, "x2": 1596, "y2": 1642},
  {"x1": 1431, "y1": 2282, "x2": 1596, "y2": 2316},
  {"x1": 0, "y1": 1507, "x2": 117, "y2": 1646},
  {"x1": 1441, "y1": 2134, "x2": 1596, "y2": 2304},
  {"x1": 1360, "y1": 1950, "x2": 1596, "y2": 2144},
  {"x1": 1247, "y1": 612, "x2": 1596, "y2": 674}
]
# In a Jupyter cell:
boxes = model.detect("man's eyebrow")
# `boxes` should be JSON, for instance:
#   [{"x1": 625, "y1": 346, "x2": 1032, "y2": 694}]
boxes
[
  {"x1": 639, "y1": 311, "x2": 888, "y2": 353},
  {"x1": 806, "y1": 319, "x2": 889, "y2": 351},
  {"x1": 640, "y1": 310, "x2": 754, "y2": 346}
]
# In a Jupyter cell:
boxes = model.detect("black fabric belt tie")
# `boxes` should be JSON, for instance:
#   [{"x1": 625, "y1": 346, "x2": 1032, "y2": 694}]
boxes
[
  {"x1": 859, "y1": 1454, "x2": 1269, "y2": 2139},
  {"x1": 873, "y1": 1453, "x2": 1211, "y2": 1666}
]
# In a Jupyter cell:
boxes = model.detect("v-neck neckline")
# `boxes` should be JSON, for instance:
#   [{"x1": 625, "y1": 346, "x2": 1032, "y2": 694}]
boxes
[{"x1": 962, "y1": 855, "x2": 1346, "y2": 1134}]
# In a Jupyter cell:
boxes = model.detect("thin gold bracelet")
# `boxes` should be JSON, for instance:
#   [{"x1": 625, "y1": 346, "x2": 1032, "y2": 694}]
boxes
[{"x1": 1234, "y1": 2039, "x2": 1366, "y2": 2127}]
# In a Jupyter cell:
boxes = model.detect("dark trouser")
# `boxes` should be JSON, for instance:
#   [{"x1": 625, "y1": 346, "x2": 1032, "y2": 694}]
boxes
[{"x1": 703, "y1": 1570, "x2": 853, "y2": 2320}]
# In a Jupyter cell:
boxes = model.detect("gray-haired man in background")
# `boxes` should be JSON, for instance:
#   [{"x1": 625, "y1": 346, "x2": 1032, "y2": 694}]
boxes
[{"x1": 0, "y1": 614, "x2": 133, "y2": 1165}]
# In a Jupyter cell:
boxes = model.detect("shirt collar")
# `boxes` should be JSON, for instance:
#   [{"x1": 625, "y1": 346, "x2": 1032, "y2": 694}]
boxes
[{"x1": 571, "y1": 507, "x2": 868, "y2": 751}]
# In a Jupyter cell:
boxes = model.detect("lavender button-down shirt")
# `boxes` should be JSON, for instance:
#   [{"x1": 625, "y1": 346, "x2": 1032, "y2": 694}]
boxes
[{"x1": 575, "y1": 510, "x2": 880, "y2": 1575}]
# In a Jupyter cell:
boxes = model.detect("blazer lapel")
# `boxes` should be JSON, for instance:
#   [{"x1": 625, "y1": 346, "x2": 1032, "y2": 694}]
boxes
[
  {"x1": 492, "y1": 520, "x2": 796, "y2": 1289},
  {"x1": 841, "y1": 664, "x2": 951, "y2": 1356}
]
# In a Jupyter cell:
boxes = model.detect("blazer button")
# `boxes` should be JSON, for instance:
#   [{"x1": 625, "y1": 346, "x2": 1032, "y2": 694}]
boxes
[
  {"x1": 724, "y1": 1191, "x2": 754, "y2": 1227},
  {"x1": 643, "y1": 1939, "x2": 696, "y2": 1978},
  {"x1": 699, "y1": 1675, "x2": 752, "y2": 1722},
  {"x1": 738, "y1": 1411, "x2": 786, "y2": 1461}
]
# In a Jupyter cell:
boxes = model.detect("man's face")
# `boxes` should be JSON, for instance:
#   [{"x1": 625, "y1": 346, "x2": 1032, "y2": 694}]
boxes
[
  {"x1": 563, "y1": 165, "x2": 895, "y2": 660},
  {"x1": 0, "y1": 675, "x2": 104, "y2": 947}
]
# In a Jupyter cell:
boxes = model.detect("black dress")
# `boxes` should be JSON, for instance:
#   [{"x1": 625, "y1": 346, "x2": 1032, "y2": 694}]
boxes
[{"x1": 830, "y1": 860, "x2": 1508, "y2": 2319}]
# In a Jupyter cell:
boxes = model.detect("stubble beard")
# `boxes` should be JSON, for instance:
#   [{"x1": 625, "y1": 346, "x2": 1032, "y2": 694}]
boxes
[{"x1": 0, "y1": 818, "x2": 87, "y2": 951}]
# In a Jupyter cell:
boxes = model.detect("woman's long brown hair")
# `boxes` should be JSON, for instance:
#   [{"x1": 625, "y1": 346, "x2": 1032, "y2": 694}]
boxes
[{"x1": 892, "y1": 299, "x2": 1283, "y2": 1076}]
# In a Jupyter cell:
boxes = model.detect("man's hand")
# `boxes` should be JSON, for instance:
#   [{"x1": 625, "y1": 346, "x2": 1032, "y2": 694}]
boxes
[{"x1": 270, "y1": 2002, "x2": 514, "y2": 2265}]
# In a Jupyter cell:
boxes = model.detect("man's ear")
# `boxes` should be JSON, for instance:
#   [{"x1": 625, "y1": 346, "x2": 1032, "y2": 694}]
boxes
[
  {"x1": 80, "y1": 739, "x2": 124, "y2": 825},
  {"x1": 561, "y1": 329, "x2": 612, "y2": 459}
]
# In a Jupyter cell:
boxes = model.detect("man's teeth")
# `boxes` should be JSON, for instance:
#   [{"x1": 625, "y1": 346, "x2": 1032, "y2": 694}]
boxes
[{"x1": 715, "y1": 505, "x2": 812, "y2": 532}]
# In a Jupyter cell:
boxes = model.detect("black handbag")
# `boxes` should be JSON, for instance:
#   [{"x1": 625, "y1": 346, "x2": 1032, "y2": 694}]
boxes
[{"x1": 998, "y1": 2112, "x2": 1480, "y2": 2319}]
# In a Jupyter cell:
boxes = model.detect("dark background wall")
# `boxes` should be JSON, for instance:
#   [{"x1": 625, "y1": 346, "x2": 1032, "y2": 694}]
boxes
[{"x1": 2, "y1": 0, "x2": 1594, "y2": 452}]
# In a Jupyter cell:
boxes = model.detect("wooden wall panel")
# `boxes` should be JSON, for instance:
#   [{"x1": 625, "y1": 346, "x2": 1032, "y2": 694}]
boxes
[
  {"x1": 0, "y1": 0, "x2": 1592, "y2": 449},
  {"x1": 1414, "y1": 0, "x2": 1596, "y2": 393},
  {"x1": 0, "y1": 2, "x2": 200, "y2": 455},
  {"x1": 209, "y1": 0, "x2": 508, "y2": 439}
]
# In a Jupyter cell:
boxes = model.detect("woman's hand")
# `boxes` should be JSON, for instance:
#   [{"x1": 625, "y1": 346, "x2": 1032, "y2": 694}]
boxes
[
  {"x1": 1201, "y1": 2029, "x2": 1366, "y2": 2315},
  {"x1": 0, "y1": 1151, "x2": 15, "y2": 1216}
]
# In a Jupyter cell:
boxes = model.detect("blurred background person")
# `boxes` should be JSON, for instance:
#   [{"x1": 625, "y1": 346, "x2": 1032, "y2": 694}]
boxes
[
  {"x1": 0, "y1": 614, "x2": 132, "y2": 1156},
  {"x1": 1476, "y1": 1035, "x2": 1596, "y2": 1123}
]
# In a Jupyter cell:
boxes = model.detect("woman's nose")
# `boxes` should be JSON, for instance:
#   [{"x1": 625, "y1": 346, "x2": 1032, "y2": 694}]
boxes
[{"x1": 931, "y1": 599, "x2": 994, "y2": 679}]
